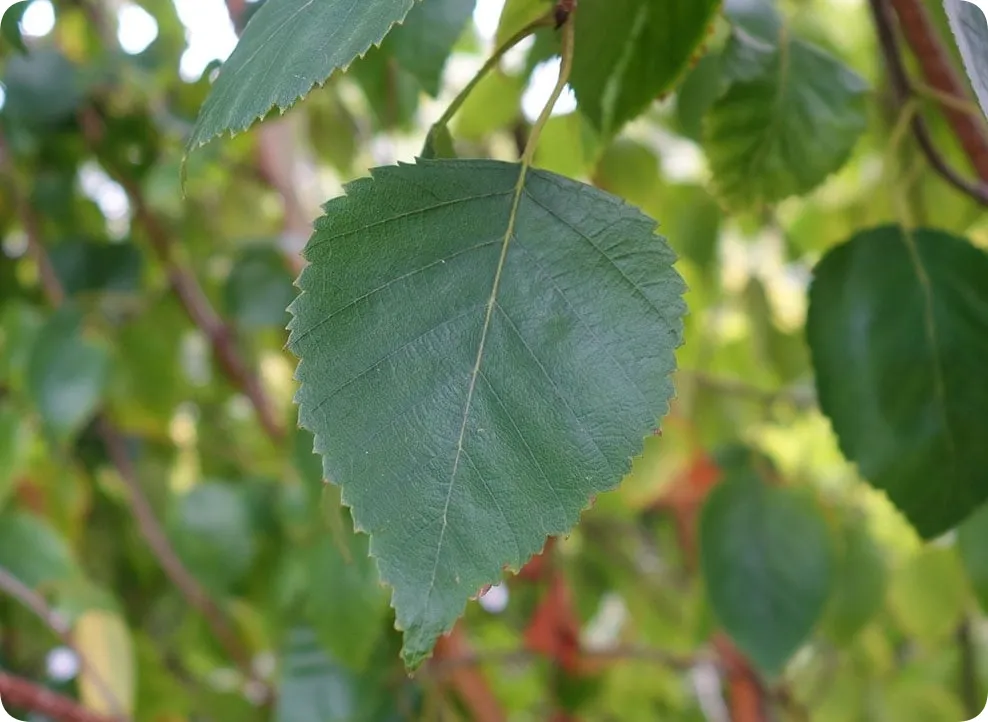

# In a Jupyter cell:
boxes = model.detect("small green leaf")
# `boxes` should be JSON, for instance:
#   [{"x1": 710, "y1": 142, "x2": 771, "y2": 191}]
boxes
[
  {"x1": 700, "y1": 471, "x2": 834, "y2": 676},
  {"x1": 944, "y1": 0, "x2": 988, "y2": 121},
  {"x1": 1, "y1": 1, "x2": 30, "y2": 54},
  {"x1": 495, "y1": 0, "x2": 551, "y2": 45},
  {"x1": 453, "y1": 70, "x2": 525, "y2": 140},
  {"x1": 807, "y1": 226, "x2": 988, "y2": 538},
  {"x1": 821, "y1": 514, "x2": 887, "y2": 643},
  {"x1": 703, "y1": 24, "x2": 868, "y2": 209},
  {"x1": 958, "y1": 502, "x2": 988, "y2": 611},
  {"x1": 305, "y1": 532, "x2": 389, "y2": 671},
  {"x1": 289, "y1": 159, "x2": 685, "y2": 667},
  {"x1": 0, "y1": 510, "x2": 79, "y2": 588},
  {"x1": 570, "y1": 0, "x2": 721, "y2": 135},
  {"x1": 389, "y1": 0, "x2": 476, "y2": 96},
  {"x1": 26, "y1": 307, "x2": 111, "y2": 442},
  {"x1": 224, "y1": 246, "x2": 296, "y2": 330},
  {"x1": 170, "y1": 481, "x2": 258, "y2": 593},
  {"x1": 532, "y1": 112, "x2": 599, "y2": 178},
  {"x1": 188, "y1": 0, "x2": 418, "y2": 151},
  {"x1": 888, "y1": 546, "x2": 968, "y2": 644},
  {"x1": 48, "y1": 240, "x2": 143, "y2": 297},
  {"x1": 422, "y1": 123, "x2": 457, "y2": 159}
]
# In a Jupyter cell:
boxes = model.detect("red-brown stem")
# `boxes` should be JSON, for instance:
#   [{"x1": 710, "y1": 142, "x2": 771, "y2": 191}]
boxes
[{"x1": 0, "y1": 672, "x2": 119, "y2": 722}]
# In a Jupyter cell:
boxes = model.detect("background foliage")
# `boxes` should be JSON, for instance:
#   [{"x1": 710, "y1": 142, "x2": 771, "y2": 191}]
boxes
[{"x1": 2, "y1": 0, "x2": 988, "y2": 720}]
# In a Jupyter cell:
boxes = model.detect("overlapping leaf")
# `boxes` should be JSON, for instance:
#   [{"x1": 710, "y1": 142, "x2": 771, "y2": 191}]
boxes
[
  {"x1": 289, "y1": 159, "x2": 685, "y2": 667},
  {"x1": 944, "y1": 0, "x2": 988, "y2": 121},
  {"x1": 570, "y1": 0, "x2": 721, "y2": 136},
  {"x1": 807, "y1": 226, "x2": 988, "y2": 538},
  {"x1": 703, "y1": 22, "x2": 868, "y2": 208},
  {"x1": 188, "y1": 0, "x2": 418, "y2": 150}
]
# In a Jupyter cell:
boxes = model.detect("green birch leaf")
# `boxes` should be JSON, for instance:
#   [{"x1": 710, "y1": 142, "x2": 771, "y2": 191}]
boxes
[
  {"x1": 807, "y1": 226, "x2": 988, "y2": 538},
  {"x1": 188, "y1": 0, "x2": 418, "y2": 150},
  {"x1": 389, "y1": 0, "x2": 476, "y2": 96},
  {"x1": 570, "y1": 0, "x2": 721, "y2": 135},
  {"x1": 288, "y1": 158, "x2": 686, "y2": 668},
  {"x1": 703, "y1": 24, "x2": 868, "y2": 209},
  {"x1": 700, "y1": 470, "x2": 834, "y2": 676},
  {"x1": 944, "y1": 0, "x2": 988, "y2": 121}
]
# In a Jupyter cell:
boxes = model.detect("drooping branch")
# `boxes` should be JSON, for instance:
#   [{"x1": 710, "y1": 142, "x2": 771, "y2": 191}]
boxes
[
  {"x1": 0, "y1": 671, "x2": 119, "y2": 722},
  {"x1": 0, "y1": 566, "x2": 128, "y2": 721},
  {"x1": 0, "y1": 135, "x2": 266, "y2": 700},
  {"x1": 869, "y1": 0, "x2": 988, "y2": 204}
]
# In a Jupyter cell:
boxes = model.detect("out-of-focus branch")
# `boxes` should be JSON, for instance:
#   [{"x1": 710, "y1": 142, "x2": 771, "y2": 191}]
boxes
[
  {"x1": 869, "y1": 0, "x2": 988, "y2": 204},
  {"x1": 887, "y1": 0, "x2": 988, "y2": 179},
  {"x1": 0, "y1": 566, "x2": 128, "y2": 721},
  {"x1": 0, "y1": 671, "x2": 119, "y2": 722},
  {"x1": 0, "y1": 136, "x2": 267, "y2": 701},
  {"x1": 431, "y1": 625, "x2": 506, "y2": 722},
  {"x1": 76, "y1": 108, "x2": 285, "y2": 442}
]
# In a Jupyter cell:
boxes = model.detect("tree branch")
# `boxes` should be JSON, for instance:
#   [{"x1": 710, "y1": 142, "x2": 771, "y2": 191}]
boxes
[
  {"x1": 0, "y1": 566, "x2": 128, "y2": 721},
  {"x1": 76, "y1": 107, "x2": 285, "y2": 442},
  {"x1": 0, "y1": 136, "x2": 267, "y2": 701},
  {"x1": 887, "y1": 0, "x2": 988, "y2": 179},
  {"x1": 869, "y1": 0, "x2": 988, "y2": 205},
  {"x1": 0, "y1": 671, "x2": 119, "y2": 722}
]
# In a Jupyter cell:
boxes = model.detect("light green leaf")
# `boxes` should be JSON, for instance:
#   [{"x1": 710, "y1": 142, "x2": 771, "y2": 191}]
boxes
[
  {"x1": 288, "y1": 158, "x2": 685, "y2": 667},
  {"x1": 0, "y1": 403, "x2": 30, "y2": 511},
  {"x1": 532, "y1": 112, "x2": 599, "y2": 178},
  {"x1": 305, "y1": 532, "x2": 389, "y2": 671},
  {"x1": 958, "y1": 502, "x2": 988, "y2": 610},
  {"x1": 888, "y1": 546, "x2": 968, "y2": 644},
  {"x1": 700, "y1": 470, "x2": 834, "y2": 676},
  {"x1": 703, "y1": 23, "x2": 868, "y2": 209},
  {"x1": 389, "y1": 0, "x2": 476, "y2": 96},
  {"x1": 592, "y1": 138, "x2": 661, "y2": 209},
  {"x1": 807, "y1": 226, "x2": 988, "y2": 538},
  {"x1": 26, "y1": 307, "x2": 111, "y2": 442},
  {"x1": 495, "y1": 0, "x2": 551, "y2": 45},
  {"x1": 75, "y1": 609, "x2": 136, "y2": 717},
  {"x1": 821, "y1": 514, "x2": 887, "y2": 643},
  {"x1": 944, "y1": 0, "x2": 988, "y2": 121},
  {"x1": 570, "y1": 0, "x2": 721, "y2": 135},
  {"x1": 453, "y1": 70, "x2": 525, "y2": 140},
  {"x1": 0, "y1": 510, "x2": 79, "y2": 588},
  {"x1": 188, "y1": 0, "x2": 418, "y2": 150}
]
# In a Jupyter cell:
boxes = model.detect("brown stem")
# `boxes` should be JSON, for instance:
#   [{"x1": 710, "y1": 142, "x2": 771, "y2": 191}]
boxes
[
  {"x1": 432, "y1": 626, "x2": 506, "y2": 722},
  {"x1": 0, "y1": 671, "x2": 119, "y2": 722},
  {"x1": 0, "y1": 567, "x2": 129, "y2": 720},
  {"x1": 0, "y1": 136, "x2": 267, "y2": 700},
  {"x1": 869, "y1": 0, "x2": 988, "y2": 204},
  {"x1": 77, "y1": 107, "x2": 285, "y2": 442},
  {"x1": 887, "y1": 0, "x2": 988, "y2": 180}
]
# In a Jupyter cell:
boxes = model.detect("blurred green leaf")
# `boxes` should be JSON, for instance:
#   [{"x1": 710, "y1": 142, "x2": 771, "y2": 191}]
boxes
[
  {"x1": 454, "y1": 70, "x2": 525, "y2": 140},
  {"x1": 570, "y1": 0, "x2": 720, "y2": 135},
  {"x1": 703, "y1": 24, "x2": 868, "y2": 209},
  {"x1": 0, "y1": 510, "x2": 79, "y2": 588},
  {"x1": 700, "y1": 470, "x2": 834, "y2": 675},
  {"x1": 26, "y1": 307, "x2": 111, "y2": 442},
  {"x1": 958, "y1": 502, "x2": 988, "y2": 611},
  {"x1": 389, "y1": 0, "x2": 476, "y2": 96},
  {"x1": 2, "y1": 49, "x2": 86, "y2": 127},
  {"x1": 0, "y1": 402, "x2": 30, "y2": 511},
  {"x1": 888, "y1": 546, "x2": 968, "y2": 644},
  {"x1": 807, "y1": 226, "x2": 988, "y2": 538},
  {"x1": 821, "y1": 514, "x2": 887, "y2": 643},
  {"x1": 48, "y1": 240, "x2": 144, "y2": 297},
  {"x1": 75, "y1": 609, "x2": 136, "y2": 717},
  {"x1": 224, "y1": 246, "x2": 296, "y2": 330},
  {"x1": 532, "y1": 112, "x2": 599, "y2": 178},
  {"x1": 0, "y1": 1, "x2": 30, "y2": 54}
]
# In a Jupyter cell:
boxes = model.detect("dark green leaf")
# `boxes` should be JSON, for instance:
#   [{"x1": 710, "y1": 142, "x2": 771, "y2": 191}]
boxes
[
  {"x1": 672, "y1": 52, "x2": 723, "y2": 142},
  {"x1": 48, "y1": 240, "x2": 144, "y2": 297},
  {"x1": 224, "y1": 246, "x2": 296, "y2": 329},
  {"x1": 421, "y1": 123, "x2": 457, "y2": 159},
  {"x1": 570, "y1": 0, "x2": 720, "y2": 135},
  {"x1": 700, "y1": 471, "x2": 834, "y2": 675},
  {"x1": 2, "y1": 50, "x2": 86, "y2": 127},
  {"x1": 0, "y1": 402, "x2": 30, "y2": 512},
  {"x1": 703, "y1": 24, "x2": 868, "y2": 208},
  {"x1": 188, "y1": 0, "x2": 418, "y2": 150},
  {"x1": 944, "y1": 0, "x2": 988, "y2": 121},
  {"x1": 289, "y1": 159, "x2": 685, "y2": 667},
  {"x1": 1, "y1": 1, "x2": 30, "y2": 54},
  {"x1": 26, "y1": 307, "x2": 111, "y2": 442},
  {"x1": 389, "y1": 0, "x2": 476, "y2": 96},
  {"x1": 348, "y1": 47, "x2": 421, "y2": 131},
  {"x1": 807, "y1": 226, "x2": 988, "y2": 538},
  {"x1": 958, "y1": 502, "x2": 988, "y2": 611}
]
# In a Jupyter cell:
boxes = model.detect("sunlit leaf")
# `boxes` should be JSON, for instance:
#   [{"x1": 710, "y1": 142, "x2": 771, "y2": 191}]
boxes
[
  {"x1": 807, "y1": 226, "x2": 988, "y2": 538},
  {"x1": 944, "y1": 0, "x2": 988, "y2": 121},
  {"x1": 888, "y1": 546, "x2": 968, "y2": 644},
  {"x1": 289, "y1": 158, "x2": 685, "y2": 666},
  {"x1": 75, "y1": 609, "x2": 136, "y2": 717}
]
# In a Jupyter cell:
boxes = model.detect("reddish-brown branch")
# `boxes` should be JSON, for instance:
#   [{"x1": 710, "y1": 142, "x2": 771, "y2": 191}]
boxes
[
  {"x1": 432, "y1": 625, "x2": 506, "y2": 722},
  {"x1": 76, "y1": 108, "x2": 284, "y2": 442},
  {"x1": 887, "y1": 0, "x2": 988, "y2": 180},
  {"x1": 0, "y1": 672, "x2": 118, "y2": 722}
]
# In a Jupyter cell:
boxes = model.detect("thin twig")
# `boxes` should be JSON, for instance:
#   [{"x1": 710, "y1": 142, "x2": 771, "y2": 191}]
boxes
[
  {"x1": 0, "y1": 567, "x2": 128, "y2": 721},
  {"x1": 76, "y1": 107, "x2": 285, "y2": 442},
  {"x1": 0, "y1": 671, "x2": 119, "y2": 722},
  {"x1": 869, "y1": 0, "x2": 988, "y2": 205},
  {"x1": 0, "y1": 135, "x2": 268, "y2": 701},
  {"x1": 887, "y1": 0, "x2": 988, "y2": 179}
]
